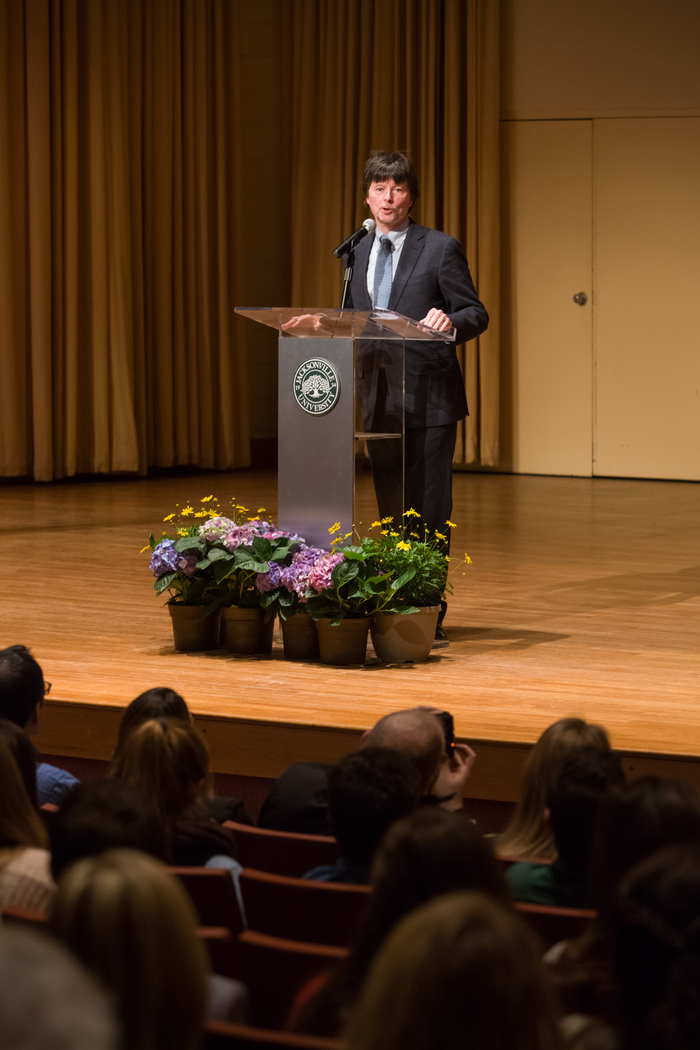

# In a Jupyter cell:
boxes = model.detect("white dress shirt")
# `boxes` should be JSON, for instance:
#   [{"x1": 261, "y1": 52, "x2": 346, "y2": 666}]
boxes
[{"x1": 366, "y1": 218, "x2": 411, "y2": 305}]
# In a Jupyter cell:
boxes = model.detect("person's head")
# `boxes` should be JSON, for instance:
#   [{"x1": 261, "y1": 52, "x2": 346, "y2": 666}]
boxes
[
  {"x1": 49, "y1": 849, "x2": 208, "y2": 1050},
  {"x1": 344, "y1": 890, "x2": 560, "y2": 1050},
  {"x1": 362, "y1": 152, "x2": 419, "y2": 233},
  {"x1": 592, "y1": 776, "x2": 700, "y2": 914},
  {"x1": 364, "y1": 709, "x2": 444, "y2": 794},
  {"x1": 0, "y1": 644, "x2": 45, "y2": 731},
  {"x1": 49, "y1": 780, "x2": 169, "y2": 882},
  {"x1": 497, "y1": 717, "x2": 612, "y2": 859},
  {"x1": 110, "y1": 718, "x2": 209, "y2": 824},
  {"x1": 328, "y1": 748, "x2": 420, "y2": 870},
  {"x1": 116, "y1": 688, "x2": 190, "y2": 753},
  {"x1": 547, "y1": 746, "x2": 625, "y2": 872},
  {"x1": 0, "y1": 736, "x2": 47, "y2": 850},
  {"x1": 0, "y1": 926, "x2": 117, "y2": 1050},
  {"x1": 0, "y1": 718, "x2": 38, "y2": 806},
  {"x1": 609, "y1": 843, "x2": 700, "y2": 1050}
]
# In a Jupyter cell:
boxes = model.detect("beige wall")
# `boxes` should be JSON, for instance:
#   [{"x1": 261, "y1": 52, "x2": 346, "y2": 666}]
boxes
[{"x1": 500, "y1": 0, "x2": 700, "y2": 479}]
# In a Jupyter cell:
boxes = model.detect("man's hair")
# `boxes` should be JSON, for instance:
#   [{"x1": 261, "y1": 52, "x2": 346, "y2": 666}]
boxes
[
  {"x1": 365, "y1": 710, "x2": 444, "y2": 793},
  {"x1": 362, "y1": 151, "x2": 420, "y2": 202},
  {"x1": 547, "y1": 745, "x2": 625, "y2": 870},
  {"x1": 0, "y1": 926, "x2": 117, "y2": 1050},
  {"x1": 49, "y1": 780, "x2": 168, "y2": 882},
  {"x1": 0, "y1": 645, "x2": 44, "y2": 728},
  {"x1": 328, "y1": 748, "x2": 420, "y2": 868}
]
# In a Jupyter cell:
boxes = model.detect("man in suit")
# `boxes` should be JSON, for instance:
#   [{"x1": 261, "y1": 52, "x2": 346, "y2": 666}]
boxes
[{"x1": 347, "y1": 152, "x2": 488, "y2": 641}]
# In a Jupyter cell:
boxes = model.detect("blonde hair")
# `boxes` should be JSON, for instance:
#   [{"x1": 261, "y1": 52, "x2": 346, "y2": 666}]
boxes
[
  {"x1": 496, "y1": 717, "x2": 610, "y2": 860},
  {"x1": 110, "y1": 718, "x2": 209, "y2": 824},
  {"x1": 0, "y1": 735, "x2": 47, "y2": 852},
  {"x1": 344, "y1": 890, "x2": 560, "y2": 1050},
  {"x1": 49, "y1": 849, "x2": 208, "y2": 1050}
]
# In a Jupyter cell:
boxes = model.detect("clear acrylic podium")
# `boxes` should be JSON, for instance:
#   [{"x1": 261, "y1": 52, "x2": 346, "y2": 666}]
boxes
[{"x1": 235, "y1": 307, "x2": 456, "y2": 549}]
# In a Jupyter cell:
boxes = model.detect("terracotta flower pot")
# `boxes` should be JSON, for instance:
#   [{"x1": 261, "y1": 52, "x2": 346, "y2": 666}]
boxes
[
  {"x1": 281, "y1": 613, "x2": 320, "y2": 660},
  {"x1": 168, "y1": 605, "x2": 221, "y2": 652},
  {"x1": 221, "y1": 606, "x2": 274, "y2": 655},
  {"x1": 315, "y1": 617, "x2": 370, "y2": 666},
  {"x1": 370, "y1": 606, "x2": 441, "y2": 663}
]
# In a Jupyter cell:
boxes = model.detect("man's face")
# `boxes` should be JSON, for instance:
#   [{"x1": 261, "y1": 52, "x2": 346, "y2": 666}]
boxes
[{"x1": 366, "y1": 178, "x2": 412, "y2": 233}]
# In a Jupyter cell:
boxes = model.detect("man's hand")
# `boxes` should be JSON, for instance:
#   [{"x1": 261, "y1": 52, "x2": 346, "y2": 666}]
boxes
[
  {"x1": 435, "y1": 743, "x2": 477, "y2": 812},
  {"x1": 418, "y1": 308, "x2": 453, "y2": 333},
  {"x1": 280, "y1": 312, "x2": 330, "y2": 332}
]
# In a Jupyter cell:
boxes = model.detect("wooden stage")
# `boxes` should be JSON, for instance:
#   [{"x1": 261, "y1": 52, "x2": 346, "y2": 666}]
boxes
[{"x1": 5, "y1": 468, "x2": 700, "y2": 814}]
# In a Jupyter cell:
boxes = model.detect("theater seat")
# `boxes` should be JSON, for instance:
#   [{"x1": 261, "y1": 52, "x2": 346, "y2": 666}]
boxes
[
  {"x1": 170, "y1": 867, "x2": 244, "y2": 936},
  {"x1": 223, "y1": 822, "x2": 339, "y2": 878},
  {"x1": 204, "y1": 1019, "x2": 340, "y2": 1049},
  {"x1": 1, "y1": 907, "x2": 48, "y2": 928},
  {"x1": 515, "y1": 901, "x2": 595, "y2": 948},
  {"x1": 239, "y1": 867, "x2": 371, "y2": 946},
  {"x1": 237, "y1": 929, "x2": 348, "y2": 1031}
]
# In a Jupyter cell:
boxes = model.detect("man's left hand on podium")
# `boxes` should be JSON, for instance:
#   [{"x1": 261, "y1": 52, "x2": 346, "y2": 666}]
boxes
[{"x1": 418, "y1": 307, "x2": 453, "y2": 333}]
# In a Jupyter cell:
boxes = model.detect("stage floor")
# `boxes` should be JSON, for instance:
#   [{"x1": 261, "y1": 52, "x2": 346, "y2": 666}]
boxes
[{"x1": 5, "y1": 468, "x2": 700, "y2": 798}]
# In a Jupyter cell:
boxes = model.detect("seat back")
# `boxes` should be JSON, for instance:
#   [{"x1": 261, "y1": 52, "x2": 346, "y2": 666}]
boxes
[
  {"x1": 515, "y1": 901, "x2": 595, "y2": 948},
  {"x1": 204, "y1": 1019, "x2": 341, "y2": 1050},
  {"x1": 198, "y1": 926, "x2": 240, "y2": 979},
  {"x1": 238, "y1": 930, "x2": 348, "y2": 1031},
  {"x1": 170, "y1": 867, "x2": 244, "y2": 936},
  {"x1": 1, "y1": 907, "x2": 48, "y2": 928},
  {"x1": 239, "y1": 868, "x2": 371, "y2": 947},
  {"x1": 224, "y1": 822, "x2": 339, "y2": 878}
]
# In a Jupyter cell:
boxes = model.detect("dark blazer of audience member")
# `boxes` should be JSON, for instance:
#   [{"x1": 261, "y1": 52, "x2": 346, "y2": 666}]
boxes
[
  {"x1": 296, "y1": 807, "x2": 511, "y2": 1037},
  {"x1": 343, "y1": 891, "x2": 560, "y2": 1050},
  {"x1": 110, "y1": 718, "x2": 237, "y2": 866},
  {"x1": 304, "y1": 748, "x2": 421, "y2": 885}
]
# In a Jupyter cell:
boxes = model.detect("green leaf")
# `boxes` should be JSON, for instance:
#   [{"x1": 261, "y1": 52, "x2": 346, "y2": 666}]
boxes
[
  {"x1": 207, "y1": 548, "x2": 233, "y2": 562},
  {"x1": 195, "y1": 558, "x2": 211, "y2": 570},
  {"x1": 149, "y1": 533, "x2": 156, "y2": 550},
  {"x1": 155, "y1": 572, "x2": 177, "y2": 594},
  {"x1": 235, "y1": 555, "x2": 270, "y2": 573},
  {"x1": 214, "y1": 561, "x2": 236, "y2": 585},
  {"x1": 173, "y1": 536, "x2": 205, "y2": 554},
  {"x1": 341, "y1": 546, "x2": 365, "y2": 561},
  {"x1": 331, "y1": 560, "x2": 359, "y2": 587},
  {"x1": 391, "y1": 568, "x2": 417, "y2": 591},
  {"x1": 252, "y1": 536, "x2": 273, "y2": 559}
]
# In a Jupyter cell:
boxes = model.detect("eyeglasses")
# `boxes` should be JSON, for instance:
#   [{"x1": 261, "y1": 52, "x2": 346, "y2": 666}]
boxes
[{"x1": 43, "y1": 681, "x2": 52, "y2": 696}]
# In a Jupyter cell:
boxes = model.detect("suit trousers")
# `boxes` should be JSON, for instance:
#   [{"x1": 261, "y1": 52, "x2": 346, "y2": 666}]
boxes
[{"x1": 366, "y1": 422, "x2": 458, "y2": 555}]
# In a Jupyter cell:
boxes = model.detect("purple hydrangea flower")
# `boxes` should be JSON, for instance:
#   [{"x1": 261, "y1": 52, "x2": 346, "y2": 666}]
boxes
[
  {"x1": 256, "y1": 561, "x2": 282, "y2": 593},
  {"x1": 198, "y1": 516, "x2": 235, "y2": 541},
  {"x1": 307, "y1": 551, "x2": 345, "y2": 593},
  {"x1": 177, "y1": 554, "x2": 199, "y2": 576},
  {"x1": 222, "y1": 524, "x2": 260, "y2": 552},
  {"x1": 150, "y1": 539, "x2": 179, "y2": 578},
  {"x1": 279, "y1": 547, "x2": 326, "y2": 600}
]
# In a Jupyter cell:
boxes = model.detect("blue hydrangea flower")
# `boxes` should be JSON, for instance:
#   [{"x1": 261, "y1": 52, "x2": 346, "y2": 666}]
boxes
[{"x1": 150, "y1": 539, "x2": 180, "y2": 578}]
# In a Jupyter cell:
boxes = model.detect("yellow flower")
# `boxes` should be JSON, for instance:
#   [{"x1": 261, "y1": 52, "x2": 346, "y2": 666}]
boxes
[
  {"x1": 403, "y1": 508, "x2": 420, "y2": 518},
  {"x1": 331, "y1": 536, "x2": 344, "y2": 545},
  {"x1": 381, "y1": 516, "x2": 394, "y2": 524},
  {"x1": 389, "y1": 531, "x2": 399, "y2": 537},
  {"x1": 163, "y1": 513, "x2": 176, "y2": 522},
  {"x1": 194, "y1": 511, "x2": 207, "y2": 518},
  {"x1": 236, "y1": 505, "x2": 249, "y2": 514},
  {"x1": 435, "y1": 531, "x2": 447, "y2": 541},
  {"x1": 208, "y1": 510, "x2": 220, "y2": 518},
  {"x1": 370, "y1": 520, "x2": 382, "y2": 529},
  {"x1": 380, "y1": 530, "x2": 389, "y2": 536},
  {"x1": 257, "y1": 507, "x2": 266, "y2": 515},
  {"x1": 181, "y1": 506, "x2": 194, "y2": 516},
  {"x1": 177, "y1": 528, "x2": 188, "y2": 536},
  {"x1": 445, "y1": 555, "x2": 450, "y2": 562},
  {"x1": 445, "y1": 520, "x2": 457, "y2": 529},
  {"x1": 344, "y1": 531, "x2": 353, "y2": 539},
  {"x1": 396, "y1": 540, "x2": 411, "y2": 551},
  {"x1": 201, "y1": 495, "x2": 214, "y2": 502},
  {"x1": 140, "y1": 544, "x2": 151, "y2": 553},
  {"x1": 328, "y1": 522, "x2": 341, "y2": 534},
  {"x1": 464, "y1": 554, "x2": 472, "y2": 564}
]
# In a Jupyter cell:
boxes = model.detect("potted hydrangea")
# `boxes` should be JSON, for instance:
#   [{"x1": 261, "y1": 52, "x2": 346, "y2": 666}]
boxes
[{"x1": 256, "y1": 545, "x2": 327, "y2": 660}]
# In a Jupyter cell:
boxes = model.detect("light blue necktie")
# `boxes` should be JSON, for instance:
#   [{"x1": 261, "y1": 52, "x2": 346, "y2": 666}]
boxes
[{"x1": 373, "y1": 235, "x2": 393, "y2": 309}]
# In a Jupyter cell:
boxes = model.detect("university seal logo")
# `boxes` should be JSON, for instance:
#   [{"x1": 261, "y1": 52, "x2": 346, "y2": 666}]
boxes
[{"x1": 293, "y1": 358, "x2": 340, "y2": 415}]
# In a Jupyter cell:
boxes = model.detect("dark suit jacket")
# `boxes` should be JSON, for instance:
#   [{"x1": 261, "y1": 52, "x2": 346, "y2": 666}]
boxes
[{"x1": 347, "y1": 221, "x2": 488, "y2": 429}]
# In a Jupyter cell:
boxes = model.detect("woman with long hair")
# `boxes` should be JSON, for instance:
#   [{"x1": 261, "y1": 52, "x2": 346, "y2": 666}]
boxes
[
  {"x1": 0, "y1": 735, "x2": 54, "y2": 911},
  {"x1": 49, "y1": 849, "x2": 208, "y2": 1050},
  {"x1": 114, "y1": 687, "x2": 190, "y2": 754},
  {"x1": 496, "y1": 717, "x2": 611, "y2": 860},
  {"x1": 110, "y1": 718, "x2": 237, "y2": 865},
  {"x1": 295, "y1": 806, "x2": 511, "y2": 1036},
  {"x1": 344, "y1": 890, "x2": 561, "y2": 1050}
]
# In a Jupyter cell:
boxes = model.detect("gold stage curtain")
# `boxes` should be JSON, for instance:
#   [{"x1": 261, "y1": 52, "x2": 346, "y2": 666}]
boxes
[
  {"x1": 290, "y1": 0, "x2": 500, "y2": 467},
  {"x1": 0, "y1": 0, "x2": 250, "y2": 481}
]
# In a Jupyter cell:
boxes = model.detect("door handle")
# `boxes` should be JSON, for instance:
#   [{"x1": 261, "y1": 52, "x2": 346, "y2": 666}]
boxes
[{"x1": 573, "y1": 292, "x2": 588, "y2": 306}]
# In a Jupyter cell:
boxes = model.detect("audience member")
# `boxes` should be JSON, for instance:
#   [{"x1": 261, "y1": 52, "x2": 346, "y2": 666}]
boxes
[
  {"x1": 110, "y1": 718, "x2": 238, "y2": 866},
  {"x1": 497, "y1": 717, "x2": 611, "y2": 860},
  {"x1": 304, "y1": 748, "x2": 421, "y2": 884},
  {"x1": 0, "y1": 925, "x2": 117, "y2": 1050},
  {"x1": 114, "y1": 688, "x2": 251, "y2": 826},
  {"x1": 0, "y1": 717, "x2": 39, "y2": 806},
  {"x1": 507, "y1": 746, "x2": 624, "y2": 907},
  {"x1": 343, "y1": 890, "x2": 561, "y2": 1050},
  {"x1": 48, "y1": 780, "x2": 168, "y2": 881},
  {"x1": 296, "y1": 806, "x2": 511, "y2": 1036},
  {"x1": 0, "y1": 644, "x2": 79, "y2": 805},
  {"x1": 608, "y1": 842, "x2": 700, "y2": 1050},
  {"x1": 50, "y1": 849, "x2": 246, "y2": 1050},
  {"x1": 0, "y1": 736, "x2": 55, "y2": 911},
  {"x1": 258, "y1": 706, "x2": 473, "y2": 834}
]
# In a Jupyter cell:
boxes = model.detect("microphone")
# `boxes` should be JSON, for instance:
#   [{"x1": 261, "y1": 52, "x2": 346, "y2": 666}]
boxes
[{"x1": 332, "y1": 219, "x2": 376, "y2": 258}]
